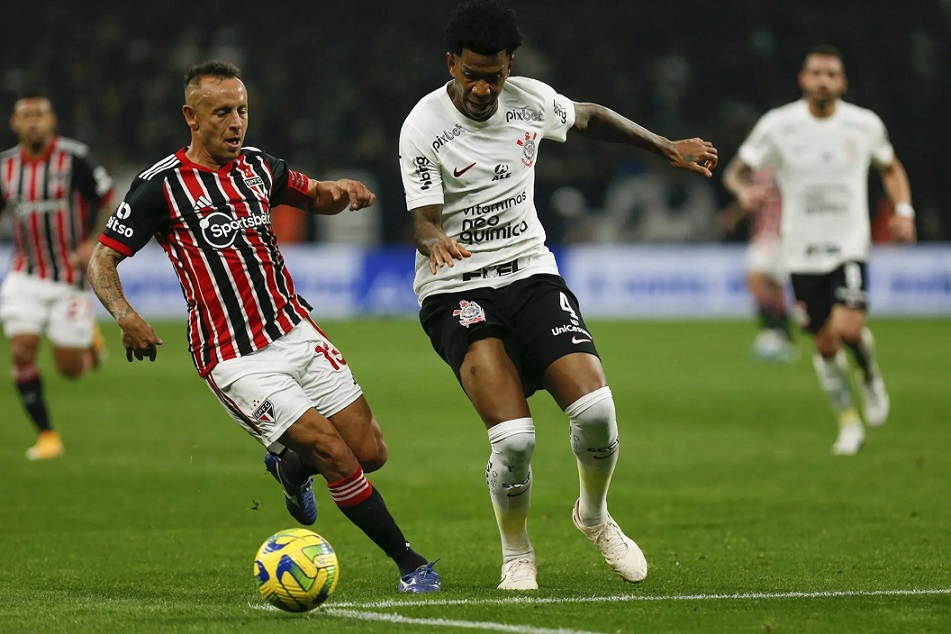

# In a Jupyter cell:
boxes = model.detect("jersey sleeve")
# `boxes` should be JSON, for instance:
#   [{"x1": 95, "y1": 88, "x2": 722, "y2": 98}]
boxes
[
  {"x1": 72, "y1": 151, "x2": 115, "y2": 233},
  {"x1": 868, "y1": 113, "x2": 895, "y2": 168},
  {"x1": 737, "y1": 112, "x2": 778, "y2": 169},
  {"x1": 399, "y1": 123, "x2": 444, "y2": 211},
  {"x1": 263, "y1": 152, "x2": 311, "y2": 209},
  {"x1": 533, "y1": 80, "x2": 575, "y2": 142},
  {"x1": 98, "y1": 176, "x2": 168, "y2": 257}
]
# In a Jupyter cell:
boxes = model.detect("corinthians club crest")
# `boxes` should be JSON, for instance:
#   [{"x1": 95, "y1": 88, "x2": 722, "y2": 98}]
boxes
[
  {"x1": 452, "y1": 300, "x2": 486, "y2": 328},
  {"x1": 517, "y1": 132, "x2": 537, "y2": 167}
]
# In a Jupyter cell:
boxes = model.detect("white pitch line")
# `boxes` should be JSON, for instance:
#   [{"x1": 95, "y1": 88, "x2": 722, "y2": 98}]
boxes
[
  {"x1": 321, "y1": 608, "x2": 608, "y2": 634},
  {"x1": 329, "y1": 587, "x2": 951, "y2": 609}
]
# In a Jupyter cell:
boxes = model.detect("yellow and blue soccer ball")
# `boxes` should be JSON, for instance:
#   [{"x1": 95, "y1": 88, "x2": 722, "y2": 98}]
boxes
[{"x1": 253, "y1": 528, "x2": 339, "y2": 612}]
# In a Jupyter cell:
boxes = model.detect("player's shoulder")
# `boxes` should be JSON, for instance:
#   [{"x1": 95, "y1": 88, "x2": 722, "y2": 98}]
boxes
[
  {"x1": 240, "y1": 145, "x2": 266, "y2": 158},
  {"x1": 0, "y1": 145, "x2": 19, "y2": 159},
  {"x1": 136, "y1": 152, "x2": 183, "y2": 182},
  {"x1": 504, "y1": 76, "x2": 558, "y2": 104},
  {"x1": 403, "y1": 85, "x2": 449, "y2": 126},
  {"x1": 837, "y1": 101, "x2": 886, "y2": 128},
  {"x1": 760, "y1": 100, "x2": 807, "y2": 125},
  {"x1": 55, "y1": 136, "x2": 91, "y2": 157}
]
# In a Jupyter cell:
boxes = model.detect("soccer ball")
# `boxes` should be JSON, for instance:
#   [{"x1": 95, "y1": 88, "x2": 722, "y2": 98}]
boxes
[{"x1": 253, "y1": 528, "x2": 339, "y2": 612}]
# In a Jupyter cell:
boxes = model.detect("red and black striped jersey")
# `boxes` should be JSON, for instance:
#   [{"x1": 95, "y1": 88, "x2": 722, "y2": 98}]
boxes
[
  {"x1": 99, "y1": 146, "x2": 313, "y2": 376},
  {"x1": 0, "y1": 136, "x2": 114, "y2": 285}
]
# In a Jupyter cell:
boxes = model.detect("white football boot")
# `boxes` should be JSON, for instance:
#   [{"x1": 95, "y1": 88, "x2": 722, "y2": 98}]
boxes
[
  {"x1": 832, "y1": 419, "x2": 865, "y2": 456},
  {"x1": 572, "y1": 500, "x2": 648, "y2": 582},
  {"x1": 498, "y1": 555, "x2": 538, "y2": 591}
]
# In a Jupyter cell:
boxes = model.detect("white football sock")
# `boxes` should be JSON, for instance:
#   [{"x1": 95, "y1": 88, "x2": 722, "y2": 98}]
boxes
[
  {"x1": 812, "y1": 350, "x2": 853, "y2": 412},
  {"x1": 566, "y1": 386, "x2": 618, "y2": 526},
  {"x1": 486, "y1": 418, "x2": 535, "y2": 563}
]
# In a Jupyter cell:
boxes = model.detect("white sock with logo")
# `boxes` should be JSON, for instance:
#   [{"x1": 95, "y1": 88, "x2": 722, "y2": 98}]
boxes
[
  {"x1": 486, "y1": 418, "x2": 535, "y2": 563},
  {"x1": 566, "y1": 386, "x2": 618, "y2": 526}
]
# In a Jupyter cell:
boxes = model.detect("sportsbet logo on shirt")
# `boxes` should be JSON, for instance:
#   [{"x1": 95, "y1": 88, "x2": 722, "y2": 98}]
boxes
[{"x1": 199, "y1": 212, "x2": 270, "y2": 249}]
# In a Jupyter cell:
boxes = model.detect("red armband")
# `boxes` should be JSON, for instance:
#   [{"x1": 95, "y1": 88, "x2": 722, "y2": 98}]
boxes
[{"x1": 288, "y1": 170, "x2": 309, "y2": 195}]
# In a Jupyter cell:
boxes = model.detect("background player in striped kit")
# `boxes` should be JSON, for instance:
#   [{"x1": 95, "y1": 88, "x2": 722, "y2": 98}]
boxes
[
  {"x1": 87, "y1": 60, "x2": 440, "y2": 593},
  {"x1": 723, "y1": 45, "x2": 917, "y2": 455},
  {"x1": 399, "y1": 0, "x2": 717, "y2": 590},
  {"x1": 719, "y1": 166, "x2": 796, "y2": 362},
  {"x1": 0, "y1": 91, "x2": 114, "y2": 460}
]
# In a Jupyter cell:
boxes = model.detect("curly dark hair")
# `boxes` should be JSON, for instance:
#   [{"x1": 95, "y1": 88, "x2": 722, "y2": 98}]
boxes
[
  {"x1": 445, "y1": 0, "x2": 523, "y2": 56},
  {"x1": 183, "y1": 60, "x2": 242, "y2": 90}
]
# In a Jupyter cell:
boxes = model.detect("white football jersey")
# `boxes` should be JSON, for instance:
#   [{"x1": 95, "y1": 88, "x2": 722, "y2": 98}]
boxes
[
  {"x1": 738, "y1": 99, "x2": 894, "y2": 273},
  {"x1": 399, "y1": 76, "x2": 576, "y2": 302}
]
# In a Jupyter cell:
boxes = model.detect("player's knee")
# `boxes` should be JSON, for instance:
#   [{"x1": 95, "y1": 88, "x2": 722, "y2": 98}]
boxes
[
  {"x1": 56, "y1": 360, "x2": 85, "y2": 379},
  {"x1": 838, "y1": 323, "x2": 863, "y2": 345},
  {"x1": 566, "y1": 386, "x2": 616, "y2": 430},
  {"x1": 488, "y1": 419, "x2": 535, "y2": 467},
  {"x1": 358, "y1": 437, "x2": 388, "y2": 473}
]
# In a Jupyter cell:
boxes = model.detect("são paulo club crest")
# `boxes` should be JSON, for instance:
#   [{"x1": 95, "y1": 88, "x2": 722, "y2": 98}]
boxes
[
  {"x1": 517, "y1": 132, "x2": 537, "y2": 167},
  {"x1": 452, "y1": 300, "x2": 486, "y2": 328}
]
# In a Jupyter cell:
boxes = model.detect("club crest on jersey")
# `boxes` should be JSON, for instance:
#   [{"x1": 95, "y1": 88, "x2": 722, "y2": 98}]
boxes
[
  {"x1": 252, "y1": 399, "x2": 275, "y2": 422},
  {"x1": 517, "y1": 132, "x2": 537, "y2": 167},
  {"x1": 452, "y1": 300, "x2": 485, "y2": 328}
]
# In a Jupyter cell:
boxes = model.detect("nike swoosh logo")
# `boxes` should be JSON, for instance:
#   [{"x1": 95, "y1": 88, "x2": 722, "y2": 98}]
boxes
[
  {"x1": 453, "y1": 162, "x2": 477, "y2": 177},
  {"x1": 571, "y1": 336, "x2": 592, "y2": 344}
]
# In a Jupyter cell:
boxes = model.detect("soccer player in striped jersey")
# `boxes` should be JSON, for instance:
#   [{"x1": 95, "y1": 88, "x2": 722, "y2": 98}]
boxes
[
  {"x1": 724, "y1": 45, "x2": 917, "y2": 455},
  {"x1": 0, "y1": 91, "x2": 115, "y2": 460},
  {"x1": 719, "y1": 167, "x2": 796, "y2": 362},
  {"x1": 399, "y1": 0, "x2": 717, "y2": 590},
  {"x1": 87, "y1": 60, "x2": 440, "y2": 593}
]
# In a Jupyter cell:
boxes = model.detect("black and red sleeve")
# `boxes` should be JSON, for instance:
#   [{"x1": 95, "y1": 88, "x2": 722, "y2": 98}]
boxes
[
  {"x1": 264, "y1": 152, "x2": 311, "y2": 209},
  {"x1": 98, "y1": 176, "x2": 167, "y2": 257},
  {"x1": 72, "y1": 152, "x2": 116, "y2": 234}
]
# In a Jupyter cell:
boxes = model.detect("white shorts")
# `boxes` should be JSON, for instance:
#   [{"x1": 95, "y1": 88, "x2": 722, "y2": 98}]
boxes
[
  {"x1": 205, "y1": 320, "x2": 363, "y2": 450},
  {"x1": 0, "y1": 271, "x2": 95, "y2": 347},
  {"x1": 745, "y1": 239, "x2": 786, "y2": 282}
]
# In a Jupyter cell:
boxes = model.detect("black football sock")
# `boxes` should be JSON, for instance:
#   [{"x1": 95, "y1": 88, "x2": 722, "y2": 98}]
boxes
[
  {"x1": 329, "y1": 469, "x2": 427, "y2": 575},
  {"x1": 846, "y1": 340, "x2": 873, "y2": 384},
  {"x1": 16, "y1": 376, "x2": 52, "y2": 432},
  {"x1": 758, "y1": 306, "x2": 791, "y2": 339}
]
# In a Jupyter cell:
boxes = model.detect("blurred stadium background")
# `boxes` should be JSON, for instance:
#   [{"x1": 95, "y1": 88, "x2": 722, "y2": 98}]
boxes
[
  {"x1": 2, "y1": 0, "x2": 949, "y2": 318},
  {"x1": 2, "y1": 3, "x2": 950, "y2": 632}
]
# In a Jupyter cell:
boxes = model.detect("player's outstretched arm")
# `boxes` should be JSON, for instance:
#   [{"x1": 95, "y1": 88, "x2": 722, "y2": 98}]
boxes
[
  {"x1": 306, "y1": 178, "x2": 377, "y2": 215},
  {"x1": 87, "y1": 243, "x2": 163, "y2": 362},
  {"x1": 573, "y1": 102, "x2": 718, "y2": 177},
  {"x1": 411, "y1": 204, "x2": 472, "y2": 274}
]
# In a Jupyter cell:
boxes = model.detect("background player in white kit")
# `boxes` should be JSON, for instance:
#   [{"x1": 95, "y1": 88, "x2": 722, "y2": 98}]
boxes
[
  {"x1": 724, "y1": 45, "x2": 917, "y2": 456},
  {"x1": 399, "y1": 0, "x2": 717, "y2": 590}
]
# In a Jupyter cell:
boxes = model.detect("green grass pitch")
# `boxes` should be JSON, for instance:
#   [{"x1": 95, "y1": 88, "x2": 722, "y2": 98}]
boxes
[{"x1": 1, "y1": 318, "x2": 949, "y2": 633}]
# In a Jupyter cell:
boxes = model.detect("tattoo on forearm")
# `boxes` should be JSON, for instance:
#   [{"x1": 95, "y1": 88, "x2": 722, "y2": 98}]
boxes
[{"x1": 88, "y1": 249, "x2": 133, "y2": 321}]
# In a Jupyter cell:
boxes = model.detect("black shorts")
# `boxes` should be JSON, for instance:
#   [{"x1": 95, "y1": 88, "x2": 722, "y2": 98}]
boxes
[
  {"x1": 790, "y1": 261, "x2": 868, "y2": 334},
  {"x1": 419, "y1": 274, "x2": 600, "y2": 397}
]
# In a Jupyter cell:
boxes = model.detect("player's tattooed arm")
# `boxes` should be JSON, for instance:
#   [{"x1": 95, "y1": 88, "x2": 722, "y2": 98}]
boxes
[
  {"x1": 573, "y1": 102, "x2": 718, "y2": 177},
  {"x1": 411, "y1": 204, "x2": 471, "y2": 274},
  {"x1": 87, "y1": 243, "x2": 164, "y2": 361}
]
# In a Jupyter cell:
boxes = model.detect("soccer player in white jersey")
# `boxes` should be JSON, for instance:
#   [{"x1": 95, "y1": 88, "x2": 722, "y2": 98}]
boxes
[
  {"x1": 724, "y1": 45, "x2": 917, "y2": 456},
  {"x1": 399, "y1": 0, "x2": 717, "y2": 590}
]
